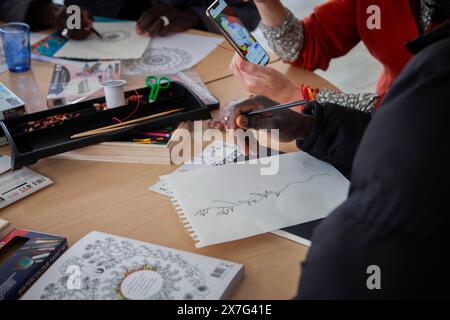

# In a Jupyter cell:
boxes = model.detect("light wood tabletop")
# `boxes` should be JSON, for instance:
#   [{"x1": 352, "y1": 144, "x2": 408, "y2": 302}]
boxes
[{"x1": 0, "y1": 31, "x2": 338, "y2": 300}]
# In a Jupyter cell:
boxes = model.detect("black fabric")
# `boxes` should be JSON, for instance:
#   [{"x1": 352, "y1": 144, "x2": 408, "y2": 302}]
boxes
[
  {"x1": 406, "y1": 21, "x2": 450, "y2": 54},
  {"x1": 65, "y1": 0, "x2": 260, "y2": 31},
  {"x1": 0, "y1": 0, "x2": 259, "y2": 32},
  {"x1": 294, "y1": 37, "x2": 450, "y2": 299},
  {"x1": 0, "y1": 0, "x2": 36, "y2": 23},
  {"x1": 280, "y1": 219, "x2": 323, "y2": 242},
  {"x1": 297, "y1": 102, "x2": 371, "y2": 178}
]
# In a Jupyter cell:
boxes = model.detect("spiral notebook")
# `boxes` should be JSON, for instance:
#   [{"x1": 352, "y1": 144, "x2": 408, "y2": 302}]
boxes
[{"x1": 165, "y1": 151, "x2": 350, "y2": 248}]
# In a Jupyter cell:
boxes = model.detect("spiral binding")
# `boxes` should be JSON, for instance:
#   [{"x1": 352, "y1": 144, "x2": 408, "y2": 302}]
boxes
[{"x1": 169, "y1": 196, "x2": 202, "y2": 247}]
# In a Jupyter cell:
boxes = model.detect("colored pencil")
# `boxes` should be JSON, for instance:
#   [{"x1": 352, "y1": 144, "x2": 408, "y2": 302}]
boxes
[{"x1": 245, "y1": 100, "x2": 308, "y2": 116}]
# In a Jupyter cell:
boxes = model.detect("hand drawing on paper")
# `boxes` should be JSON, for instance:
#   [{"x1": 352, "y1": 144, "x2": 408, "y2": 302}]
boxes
[
  {"x1": 54, "y1": 22, "x2": 149, "y2": 60},
  {"x1": 195, "y1": 173, "x2": 330, "y2": 217},
  {"x1": 37, "y1": 236, "x2": 211, "y2": 300}
]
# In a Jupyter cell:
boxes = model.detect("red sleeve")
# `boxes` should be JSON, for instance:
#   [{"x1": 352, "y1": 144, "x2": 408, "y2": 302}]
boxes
[{"x1": 292, "y1": 0, "x2": 361, "y2": 71}]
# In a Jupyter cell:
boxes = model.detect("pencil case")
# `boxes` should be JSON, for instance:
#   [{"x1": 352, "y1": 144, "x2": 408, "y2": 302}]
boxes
[{"x1": 0, "y1": 81, "x2": 218, "y2": 170}]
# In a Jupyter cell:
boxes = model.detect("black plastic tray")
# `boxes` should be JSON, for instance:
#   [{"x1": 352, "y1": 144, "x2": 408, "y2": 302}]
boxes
[{"x1": 1, "y1": 81, "x2": 217, "y2": 170}]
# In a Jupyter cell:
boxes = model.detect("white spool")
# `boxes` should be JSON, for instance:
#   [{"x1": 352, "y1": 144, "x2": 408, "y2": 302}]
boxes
[{"x1": 102, "y1": 80, "x2": 127, "y2": 109}]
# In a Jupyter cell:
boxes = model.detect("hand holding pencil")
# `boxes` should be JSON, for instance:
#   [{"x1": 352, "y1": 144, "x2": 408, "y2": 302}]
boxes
[
  {"x1": 55, "y1": 7, "x2": 95, "y2": 40},
  {"x1": 209, "y1": 95, "x2": 314, "y2": 143}
]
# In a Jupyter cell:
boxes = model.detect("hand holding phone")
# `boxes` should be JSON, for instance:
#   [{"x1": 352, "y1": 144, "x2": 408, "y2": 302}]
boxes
[{"x1": 206, "y1": 0, "x2": 270, "y2": 66}]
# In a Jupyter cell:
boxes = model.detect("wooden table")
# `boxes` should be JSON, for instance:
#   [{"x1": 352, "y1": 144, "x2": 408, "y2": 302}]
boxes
[{"x1": 0, "y1": 31, "x2": 338, "y2": 300}]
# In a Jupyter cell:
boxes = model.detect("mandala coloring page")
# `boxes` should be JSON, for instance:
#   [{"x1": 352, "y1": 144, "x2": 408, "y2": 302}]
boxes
[
  {"x1": 122, "y1": 47, "x2": 193, "y2": 75},
  {"x1": 122, "y1": 33, "x2": 222, "y2": 75}
]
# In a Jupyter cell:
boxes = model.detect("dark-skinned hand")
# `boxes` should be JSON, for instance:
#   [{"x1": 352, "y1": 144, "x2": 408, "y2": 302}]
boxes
[
  {"x1": 209, "y1": 95, "x2": 314, "y2": 143},
  {"x1": 53, "y1": 7, "x2": 93, "y2": 40},
  {"x1": 136, "y1": 4, "x2": 201, "y2": 37}
]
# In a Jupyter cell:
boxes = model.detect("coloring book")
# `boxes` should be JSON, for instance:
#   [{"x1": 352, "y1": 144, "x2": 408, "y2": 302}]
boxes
[
  {"x1": 21, "y1": 231, "x2": 244, "y2": 300},
  {"x1": 47, "y1": 60, "x2": 121, "y2": 107}
]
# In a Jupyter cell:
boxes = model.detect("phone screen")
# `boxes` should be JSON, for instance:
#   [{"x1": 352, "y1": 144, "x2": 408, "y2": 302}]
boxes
[{"x1": 209, "y1": 0, "x2": 270, "y2": 65}]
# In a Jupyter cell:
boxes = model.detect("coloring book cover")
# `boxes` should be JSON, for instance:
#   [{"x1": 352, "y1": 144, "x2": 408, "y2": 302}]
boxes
[
  {"x1": 0, "y1": 229, "x2": 67, "y2": 300},
  {"x1": 31, "y1": 33, "x2": 67, "y2": 58},
  {"x1": 47, "y1": 60, "x2": 121, "y2": 107},
  {"x1": 21, "y1": 231, "x2": 244, "y2": 300}
]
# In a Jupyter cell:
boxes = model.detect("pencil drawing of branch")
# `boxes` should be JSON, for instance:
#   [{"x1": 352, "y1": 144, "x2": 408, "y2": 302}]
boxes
[{"x1": 194, "y1": 173, "x2": 330, "y2": 217}]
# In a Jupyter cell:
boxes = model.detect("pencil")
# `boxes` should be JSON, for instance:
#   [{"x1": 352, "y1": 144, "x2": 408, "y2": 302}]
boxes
[
  {"x1": 70, "y1": 108, "x2": 184, "y2": 139},
  {"x1": 91, "y1": 27, "x2": 103, "y2": 39},
  {"x1": 141, "y1": 132, "x2": 172, "y2": 138},
  {"x1": 245, "y1": 100, "x2": 308, "y2": 116}
]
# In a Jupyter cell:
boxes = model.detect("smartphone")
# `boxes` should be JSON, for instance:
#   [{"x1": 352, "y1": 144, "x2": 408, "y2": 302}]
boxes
[{"x1": 206, "y1": 0, "x2": 270, "y2": 66}]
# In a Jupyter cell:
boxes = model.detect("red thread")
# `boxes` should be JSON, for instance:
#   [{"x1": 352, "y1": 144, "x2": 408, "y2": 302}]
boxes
[{"x1": 112, "y1": 88, "x2": 141, "y2": 123}]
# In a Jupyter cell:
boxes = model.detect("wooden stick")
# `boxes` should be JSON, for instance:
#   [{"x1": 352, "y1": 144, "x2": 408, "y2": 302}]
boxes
[{"x1": 71, "y1": 108, "x2": 184, "y2": 139}]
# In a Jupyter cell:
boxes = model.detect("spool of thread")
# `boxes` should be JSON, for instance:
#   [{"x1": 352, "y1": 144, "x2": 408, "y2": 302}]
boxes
[{"x1": 102, "y1": 80, "x2": 127, "y2": 109}]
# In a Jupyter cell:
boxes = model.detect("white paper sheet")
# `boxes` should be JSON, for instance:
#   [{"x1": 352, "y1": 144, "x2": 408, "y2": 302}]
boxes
[
  {"x1": 21, "y1": 231, "x2": 244, "y2": 300},
  {"x1": 54, "y1": 22, "x2": 150, "y2": 60},
  {"x1": 149, "y1": 141, "x2": 242, "y2": 196},
  {"x1": 166, "y1": 151, "x2": 350, "y2": 248},
  {"x1": 122, "y1": 33, "x2": 223, "y2": 75}
]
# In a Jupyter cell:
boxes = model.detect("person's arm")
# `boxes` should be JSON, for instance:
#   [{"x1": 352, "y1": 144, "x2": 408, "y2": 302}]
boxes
[
  {"x1": 298, "y1": 101, "x2": 371, "y2": 178},
  {"x1": 315, "y1": 89, "x2": 379, "y2": 113},
  {"x1": 210, "y1": 96, "x2": 371, "y2": 178},
  {"x1": 250, "y1": 0, "x2": 286, "y2": 26},
  {"x1": 255, "y1": 0, "x2": 360, "y2": 71},
  {"x1": 27, "y1": 1, "x2": 64, "y2": 30},
  {"x1": 229, "y1": 51, "x2": 380, "y2": 110},
  {"x1": 136, "y1": 4, "x2": 202, "y2": 37},
  {"x1": 135, "y1": 1, "x2": 259, "y2": 37}
]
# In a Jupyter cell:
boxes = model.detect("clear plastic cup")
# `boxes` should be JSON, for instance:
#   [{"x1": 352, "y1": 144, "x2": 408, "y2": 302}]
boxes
[{"x1": 0, "y1": 23, "x2": 31, "y2": 73}]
